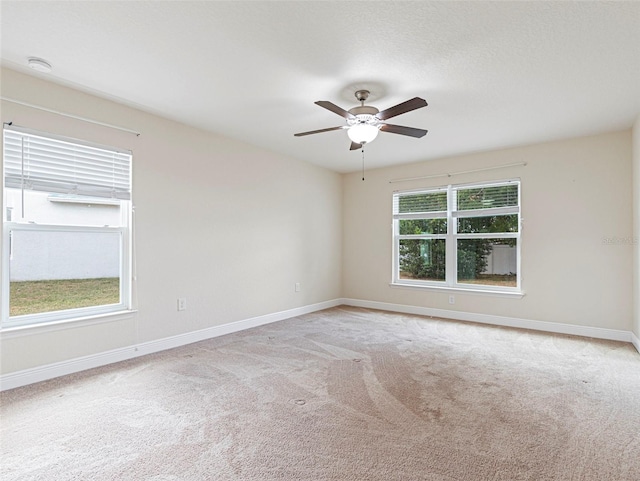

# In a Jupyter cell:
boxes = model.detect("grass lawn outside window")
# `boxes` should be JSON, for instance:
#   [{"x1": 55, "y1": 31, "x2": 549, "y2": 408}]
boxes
[{"x1": 9, "y1": 278, "x2": 120, "y2": 317}]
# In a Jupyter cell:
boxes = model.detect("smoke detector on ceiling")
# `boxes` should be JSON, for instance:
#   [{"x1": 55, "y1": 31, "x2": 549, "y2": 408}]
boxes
[{"x1": 27, "y1": 57, "x2": 52, "y2": 73}]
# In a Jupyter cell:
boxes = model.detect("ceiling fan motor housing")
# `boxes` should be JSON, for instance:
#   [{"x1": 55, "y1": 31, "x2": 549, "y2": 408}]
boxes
[
  {"x1": 349, "y1": 105, "x2": 379, "y2": 116},
  {"x1": 348, "y1": 106, "x2": 380, "y2": 127}
]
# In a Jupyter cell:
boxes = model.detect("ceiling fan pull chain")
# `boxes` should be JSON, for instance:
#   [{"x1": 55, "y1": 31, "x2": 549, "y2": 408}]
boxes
[{"x1": 362, "y1": 147, "x2": 365, "y2": 181}]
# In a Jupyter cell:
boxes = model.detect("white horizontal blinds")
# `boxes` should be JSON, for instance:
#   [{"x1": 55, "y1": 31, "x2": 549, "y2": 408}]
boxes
[
  {"x1": 393, "y1": 190, "x2": 447, "y2": 217},
  {"x1": 3, "y1": 128, "x2": 131, "y2": 200},
  {"x1": 454, "y1": 182, "x2": 520, "y2": 234},
  {"x1": 455, "y1": 183, "x2": 518, "y2": 211}
]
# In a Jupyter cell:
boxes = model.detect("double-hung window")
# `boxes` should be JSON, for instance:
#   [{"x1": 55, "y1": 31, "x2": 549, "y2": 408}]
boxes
[
  {"x1": 393, "y1": 179, "x2": 520, "y2": 292},
  {"x1": 2, "y1": 126, "x2": 132, "y2": 328}
]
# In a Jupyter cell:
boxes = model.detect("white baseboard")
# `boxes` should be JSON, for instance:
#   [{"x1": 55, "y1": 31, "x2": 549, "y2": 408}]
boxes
[
  {"x1": 342, "y1": 298, "x2": 636, "y2": 345},
  {"x1": 0, "y1": 299, "x2": 342, "y2": 391},
  {"x1": 632, "y1": 331, "x2": 640, "y2": 354},
  {"x1": 3, "y1": 298, "x2": 637, "y2": 391}
]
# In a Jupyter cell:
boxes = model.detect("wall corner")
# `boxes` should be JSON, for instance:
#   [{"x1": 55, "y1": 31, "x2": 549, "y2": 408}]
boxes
[{"x1": 633, "y1": 114, "x2": 640, "y2": 340}]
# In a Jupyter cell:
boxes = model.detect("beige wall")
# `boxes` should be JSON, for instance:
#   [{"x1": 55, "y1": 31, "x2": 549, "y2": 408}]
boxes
[
  {"x1": 633, "y1": 114, "x2": 640, "y2": 339},
  {"x1": 1, "y1": 66, "x2": 636, "y2": 377},
  {"x1": 0, "y1": 68, "x2": 343, "y2": 373},
  {"x1": 343, "y1": 131, "x2": 634, "y2": 331}
]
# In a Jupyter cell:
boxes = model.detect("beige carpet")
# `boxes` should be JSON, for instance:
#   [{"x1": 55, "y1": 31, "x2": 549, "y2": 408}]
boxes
[{"x1": 1, "y1": 306, "x2": 639, "y2": 480}]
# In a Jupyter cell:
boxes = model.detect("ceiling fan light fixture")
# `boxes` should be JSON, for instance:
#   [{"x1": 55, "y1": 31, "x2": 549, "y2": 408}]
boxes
[
  {"x1": 347, "y1": 123, "x2": 379, "y2": 144},
  {"x1": 294, "y1": 91, "x2": 428, "y2": 150}
]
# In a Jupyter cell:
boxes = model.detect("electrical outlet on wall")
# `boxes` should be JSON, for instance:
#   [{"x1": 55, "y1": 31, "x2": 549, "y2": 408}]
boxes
[
  {"x1": 295, "y1": 282, "x2": 301, "y2": 292},
  {"x1": 448, "y1": 295, "x2": 455, "y2": 305},
  {"x1": 177, "y1": 298, "x2": 187, "y2": 311}
]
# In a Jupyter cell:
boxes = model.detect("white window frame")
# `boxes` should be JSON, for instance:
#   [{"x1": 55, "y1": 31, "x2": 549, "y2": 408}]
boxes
[
  {"x1": 1, "y1": 126, "x2": 133, "y2": 329},
  {"x1": 392, "y1": 179, "x2": 521, "y2": 294}
]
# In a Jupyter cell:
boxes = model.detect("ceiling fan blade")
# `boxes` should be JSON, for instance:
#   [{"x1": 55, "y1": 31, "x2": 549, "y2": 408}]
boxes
[
  {"x1": 380, "y1": 123, "x2": 428, "y2": 138},
  {"x1": 349, "y1": 141, "x2": 363, "y2": 151},
  {"x1": 294, "y1": 126, "x2": 346, "y2": 137},
  {"x1": 315, "y1": 101, "x2": 356, "y2": 119},
  {"x1": 376, "y1": 97, "x2": 428, "y2": 121}
]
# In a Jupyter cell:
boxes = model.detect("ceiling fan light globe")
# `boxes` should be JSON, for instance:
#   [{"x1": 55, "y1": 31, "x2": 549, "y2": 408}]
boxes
[{"x1": 348, "y1": 123, "x2": 379, "y2": 144}]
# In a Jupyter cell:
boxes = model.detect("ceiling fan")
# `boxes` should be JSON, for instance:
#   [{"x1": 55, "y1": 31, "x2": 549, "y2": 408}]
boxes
[{"x1": 294, "y1": 90, "x2": 428, "y2": 150}]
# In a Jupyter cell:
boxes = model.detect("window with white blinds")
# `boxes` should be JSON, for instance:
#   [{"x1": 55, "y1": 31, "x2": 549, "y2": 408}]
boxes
[
  {"x1": 393, "y1": 189, "x2": 447, "y2": 215},
  {"x1": 455, "y1": 184, "x2": 518, "y2": 211},
  {"x1": 3, "y1": 127, "x2": 131, "y2": 200},
  {"x1": 392, "y1": 180, "x2": 521, "y2": 293},
  {"x1": 2, "y1": 126, "x2": 132, "y2": 328}
]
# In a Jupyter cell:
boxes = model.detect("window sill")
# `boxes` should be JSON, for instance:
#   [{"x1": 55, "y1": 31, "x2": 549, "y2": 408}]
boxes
[
  {"x1": 390, "y1": 282, "x2": 525, "y2": 299},
  {"x1": 0, "y1": 309, "x2": 138, "y2": 338}
]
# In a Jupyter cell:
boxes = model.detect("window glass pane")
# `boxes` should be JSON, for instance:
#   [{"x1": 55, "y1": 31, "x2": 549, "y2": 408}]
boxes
[
  {"x1": 399, "y1": 239, "x2": 446, "y2": 281},
  {"x1": 457, "y1": 214, "x2": 518, "y2": 234},
  {"x1": 396, "y1": 191, "x2": 447, "y2": 214},
  {"x1": 457, "y1": 239, "x2": 517, "y2": 287},
  {"x1": 4, "y1": 188, "x2": 124, "y2": 226},
  {"x1": 456, "y1": 184, "x2": 518, "y2": 210},
  {"x1": 9, "y1": 229, "x2": 121, "y2": 316},
  {"x1": 399, "y1": 218, "x2": 447, "y2": 235}
]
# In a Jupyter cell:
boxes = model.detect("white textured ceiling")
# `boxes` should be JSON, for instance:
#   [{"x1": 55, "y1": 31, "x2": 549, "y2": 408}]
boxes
[{"x1": 1, "y1": 1, "x2": 639, "y2": 173}]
